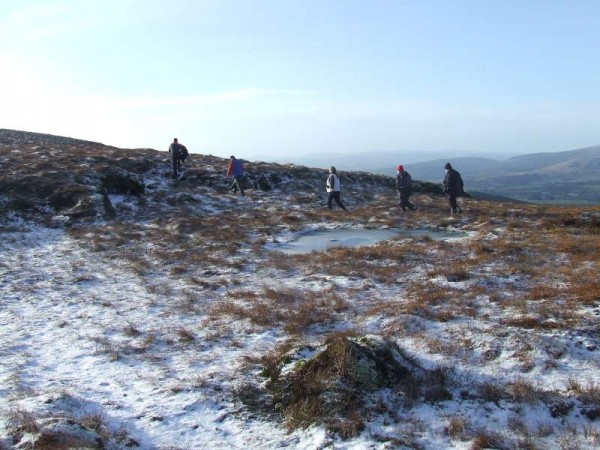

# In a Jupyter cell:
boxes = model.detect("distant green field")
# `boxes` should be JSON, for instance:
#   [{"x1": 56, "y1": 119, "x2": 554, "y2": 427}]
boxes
[
  {"x1": 469, "y1": 180, "x2": 600, "y2": 205},
  {"x1": 532, "y1": 200, "x2": 600, "y2": 205}
]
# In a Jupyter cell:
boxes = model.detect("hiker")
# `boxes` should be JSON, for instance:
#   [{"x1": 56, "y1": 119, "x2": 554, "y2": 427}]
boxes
[
  {"x1": 396, "y1": 164, "x2": 416, "y2": 212},
  {"x1": 326, "y1": 166, "x2": 347, "y2": 210},
  {"x1": 168, "y1": 138, "x2": 188, "y2": 179},
  {"x1": 227, "y1": 155, "x2": 245, "y2": 195},
  {"x1": 443, "y1": 162, "x2": 464, "y2": 214}
]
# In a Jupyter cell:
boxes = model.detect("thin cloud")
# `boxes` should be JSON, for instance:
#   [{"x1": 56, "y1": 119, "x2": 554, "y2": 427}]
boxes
[
  {"x1": 0, "y1": 0, "x2": 158, "y2": 43},
  {"x1": 111, "y1": 88, "x2": 309, "y2": 108},
  {"x1": 1, "y1": 2, "x2": 90, "y2": 41}
]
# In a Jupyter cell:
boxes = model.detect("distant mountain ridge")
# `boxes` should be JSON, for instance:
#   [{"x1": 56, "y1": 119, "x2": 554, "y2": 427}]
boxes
[
  {"x1": 398, "y1": 146, "x2": 600, "y2": 204},
  {"x1": 271, "y1": 149, "x2": 519, "y2": 173},
  {"x1": 386, "y1": 146, "x2": 599, "y2": 180}
]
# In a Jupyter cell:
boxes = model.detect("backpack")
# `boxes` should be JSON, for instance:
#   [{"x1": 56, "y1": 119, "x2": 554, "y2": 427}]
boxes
[
  {"x1": 179, "y1": 146, "x2": 188, "y2": 162},
  {"x1": 398, "y1": 171, "x2": 412, "y2": 189},
  {"x1": 404, "y1": 171, "x2": 412, "y2": 188},
  {"x1": 456, "y1": 171, "x2": 464, "y2": 196}
]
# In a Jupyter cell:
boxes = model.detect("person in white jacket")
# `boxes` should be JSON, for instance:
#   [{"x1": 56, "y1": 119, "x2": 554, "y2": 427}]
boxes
[{"x1": 326, "y1": 166, "x2": 347, "y2": 210}]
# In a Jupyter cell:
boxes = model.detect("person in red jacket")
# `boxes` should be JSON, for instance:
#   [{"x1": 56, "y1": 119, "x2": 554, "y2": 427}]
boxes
[{"x1": 227, "y1": 155, "x2": 245, "y2": 195}]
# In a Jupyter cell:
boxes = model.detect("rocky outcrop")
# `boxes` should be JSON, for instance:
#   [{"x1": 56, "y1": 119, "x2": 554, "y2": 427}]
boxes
[
  {"x1": 48, "y1": 184, "x2": 99, "y2": 210},
  {"x1": 99, "y1": 166, "x2": 145, "y2": 196},
  {"x1": 12, "y1": 419, "x2": 104, "y2": 449},
  {"x1": 62, "y1": 192, "x2": 115, "y2": 220},
  {"x1": 259, "y1": 335, "x2": 425, "y2": 436},
  {"x1": 48, "y1": 185, "x2": 115, "y2": 221}
]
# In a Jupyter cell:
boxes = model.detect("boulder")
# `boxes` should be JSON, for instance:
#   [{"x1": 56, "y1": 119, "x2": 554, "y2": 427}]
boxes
[
  {"x1": 262, "y1": 335, "x2": 424, "y2": 435},
  {"x1": 63, "y1": 192, "x2": 115, "y2": 219},
  {"x1": 99, "y1": 167, "x2": 145, "y2": 196},
  {"x1": 256, "y1": 173, "x2": 273, "y2": 191},
  {"x1": 48, "y1": 184, "x2": 97, "y2": 210},
  {"x1": 13, "y1": 419, "x2": 103, "y2": 449}
]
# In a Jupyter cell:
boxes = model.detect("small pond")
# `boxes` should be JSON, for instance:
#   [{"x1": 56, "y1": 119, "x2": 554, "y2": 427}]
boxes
[{"x1": 277, "y1": 228, "x2": 468, "y2": 255}]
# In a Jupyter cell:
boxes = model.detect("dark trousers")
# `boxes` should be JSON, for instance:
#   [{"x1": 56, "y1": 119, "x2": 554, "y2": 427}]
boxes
[
  {"x1": 230, "y1": 176, "x2": 245, "y2": 195},
  {"x1": 448, "y1": 195, "x2": 461, "y2": 213},
  {"x1": 172, "y1": 157, "x2": 181, "y2": 178},
  {"x1": 327, "y1": 191, "x2": 347, "y2": 210},
  {"x1": 399, "y1": 189, "x2": 416, "y2": 212}
]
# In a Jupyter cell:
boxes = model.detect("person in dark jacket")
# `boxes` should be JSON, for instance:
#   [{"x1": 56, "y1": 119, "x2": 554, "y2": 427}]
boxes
[
  {"x1": 396, "y1": 164, "x2": 416, "y2": 212},
  {"x1": 443, "y1": 162, "x2": 464, "y2": 214},
  {"x1": 326, "y1": 166, "x2": 347, "y2": 210},
  {"x1": 168, "y1": 138, "x2": 188, "y2": 179},
  {"x1": 227, "y1": 155, "x2": 245, "y2": 195}
]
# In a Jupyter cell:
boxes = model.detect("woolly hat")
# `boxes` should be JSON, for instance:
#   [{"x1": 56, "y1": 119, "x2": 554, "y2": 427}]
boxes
[
  {"x1": 444, "y1": 162, "x2": 452, "y2": 170},
  {"x1": 397, "y1": 164, "x2": 404, "y2": 172}
]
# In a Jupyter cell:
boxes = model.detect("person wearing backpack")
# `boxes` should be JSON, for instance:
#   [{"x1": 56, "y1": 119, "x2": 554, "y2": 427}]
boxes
[
  {"x1": 168, "y1": 138, "x2": 188, "y2": 179},
  {"x1": 443, "y1": 162, "x2": 464, "y2": 214},
  {"x1": 396, "y1": 164, "x2": 416, "y2": 212},
  {"x1": 227, "y1": 155, "x2": 245, "y2": 196},
  {"x1": 326, "y1": 166, "x2": 347, "y2": 210}
]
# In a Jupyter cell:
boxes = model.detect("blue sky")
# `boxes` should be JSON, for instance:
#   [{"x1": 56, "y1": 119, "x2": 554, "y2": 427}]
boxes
[{"x1": 1, "y1": 0, "x2": 599, "y2": 162}]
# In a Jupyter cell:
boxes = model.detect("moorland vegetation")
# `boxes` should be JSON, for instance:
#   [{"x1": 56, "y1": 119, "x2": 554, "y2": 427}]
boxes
[{"x1": 1, "y1": 129, "x2": 599, "y2": 449}]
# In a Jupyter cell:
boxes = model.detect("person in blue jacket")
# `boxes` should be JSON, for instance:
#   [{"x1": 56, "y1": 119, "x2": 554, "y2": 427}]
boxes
[{"x1": 227, "y1": 155, "x2": 245, "y2": 195}]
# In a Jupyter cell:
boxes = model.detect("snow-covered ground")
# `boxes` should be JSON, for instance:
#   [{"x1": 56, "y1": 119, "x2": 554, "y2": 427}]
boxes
[
  {"x1": 2, "y1": 201, "x2": 599, "y2": 449},
  {"x1": 1, "y1": 226, "x2": 306, "y2": 448}
]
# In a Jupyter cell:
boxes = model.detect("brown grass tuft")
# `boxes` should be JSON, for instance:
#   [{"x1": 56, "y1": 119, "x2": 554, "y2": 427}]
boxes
[
  {"x1": 469, "y1": 430, "x2": 504, "y2": 450},
  {"x1": 567, "y1": 378, "x2": 600, "y2": 405},
  {"x1": 446, "y1": 415, "x2": 469, "y2": 441},
  {"x1": 7, "y1": 408, "x2": 40, "y2": 435},
  {"x1": 507, "y1": 378, "x2": 542, "y2": 403}
]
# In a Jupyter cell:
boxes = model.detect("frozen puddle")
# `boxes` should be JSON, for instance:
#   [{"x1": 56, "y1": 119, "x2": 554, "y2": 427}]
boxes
[{"x1": 277, "y1": 228, "x2": 468, "y2": 254}]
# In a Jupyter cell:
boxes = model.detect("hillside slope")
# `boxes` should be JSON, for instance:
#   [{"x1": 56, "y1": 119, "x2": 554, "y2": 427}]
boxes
[{"x1": 0, "y1": 129, "x2": 444, "y2": 227}]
